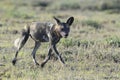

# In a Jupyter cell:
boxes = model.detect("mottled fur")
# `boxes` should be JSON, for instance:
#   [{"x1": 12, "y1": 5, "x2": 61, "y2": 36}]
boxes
[{"x1": 12, "y1": 17, "x2": 74, "y2": 67}]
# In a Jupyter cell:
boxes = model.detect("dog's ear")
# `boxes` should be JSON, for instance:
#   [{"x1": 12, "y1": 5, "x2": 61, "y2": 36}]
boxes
[
  {"x1": 53, "y1": 16, "x2": 61, "y2": 25},
  {"x1": 66, "y1": 17, "x2": 74, "y2": 26}
]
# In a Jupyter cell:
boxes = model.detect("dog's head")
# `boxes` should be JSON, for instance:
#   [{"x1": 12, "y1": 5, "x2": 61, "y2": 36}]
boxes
[{"x1": 53, "y1": 16, "x2": 74, "y2": 38}]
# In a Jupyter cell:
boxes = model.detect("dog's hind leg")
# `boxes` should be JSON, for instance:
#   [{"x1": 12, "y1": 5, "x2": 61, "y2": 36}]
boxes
[
  {"x1": 12, "y1": 36, "x2": 28, "y2": 65},
  {"x1": 12, "y1": 26, "x2": 30, "y2": 65},
  {"x1": 31, "y1": 41, "x2": 40, "y2": 65}
]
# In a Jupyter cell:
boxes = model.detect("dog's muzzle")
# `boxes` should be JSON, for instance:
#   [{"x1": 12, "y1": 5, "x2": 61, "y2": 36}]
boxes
[
  {"x1": 64, "y1": 34, "x2": 68, "y2": 38},
  {"x1": 60, "y1": 32, "x2": 68, "y2": 38}
]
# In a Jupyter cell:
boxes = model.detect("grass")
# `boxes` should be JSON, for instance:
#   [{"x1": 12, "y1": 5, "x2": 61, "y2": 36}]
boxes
[
  {"x1": 47, "y1": 0, "x2": 120, "y2": 11},
  {"x1": 81, "y1": 19, "x2": 102, "y2": 29},
  {"x1": 0, "y1": 0, "x2": 120, "y2": 80},
  {"x1": 105, "y1": 36, "x2": 120, "y2": 47}
]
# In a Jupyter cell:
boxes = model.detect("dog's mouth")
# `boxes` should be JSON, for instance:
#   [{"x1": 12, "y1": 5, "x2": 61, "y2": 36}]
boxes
[
  {"x1": 60, "y1": 32, "x2": 68, "y2": 38},
  {"x1": 61, "y1": 35, "x2": 68, "y2": 38},
  {"x1": 64, "y1": 34, "x2": 68, "y2": 38}
]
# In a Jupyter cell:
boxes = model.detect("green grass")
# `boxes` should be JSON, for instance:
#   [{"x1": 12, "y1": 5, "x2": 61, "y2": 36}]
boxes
[
  {"x1": 0, "y1": 0, "x2": 120, "y2": 80},
  {"x1": 46, "y1": 0, "x2": 120, "y2": 11},
  {"x1": 81, "y1": 19, "x2": 102, "y2": 29}
]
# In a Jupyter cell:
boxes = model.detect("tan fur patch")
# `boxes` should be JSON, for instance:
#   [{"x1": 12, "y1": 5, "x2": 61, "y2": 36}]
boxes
[{"x1": 53, "y1": 25, "x2": 62, "y2": 37}]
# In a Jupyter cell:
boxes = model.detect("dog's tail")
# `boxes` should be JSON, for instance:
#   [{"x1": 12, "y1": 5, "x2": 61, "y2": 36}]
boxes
[{"x1": 14, "y1": 24, "x2": 30, "y2": 49}]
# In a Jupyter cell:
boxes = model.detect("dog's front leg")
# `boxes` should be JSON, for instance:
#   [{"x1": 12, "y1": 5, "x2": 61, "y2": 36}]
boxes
[
  {"x1": 41, "y1": 46, "x2": 53, "y2": 67},
  {"x1": 53, "y1": 44, "x2": 65, "y2": 65},
  {"x1": 41, "y1": 33, "x2": 53, "y2": 67}
]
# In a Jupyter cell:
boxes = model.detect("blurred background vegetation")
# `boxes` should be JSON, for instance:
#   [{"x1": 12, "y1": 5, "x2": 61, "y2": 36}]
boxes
[{"x1": 0, "y1": 0, "x2": 120, "y2": 19}]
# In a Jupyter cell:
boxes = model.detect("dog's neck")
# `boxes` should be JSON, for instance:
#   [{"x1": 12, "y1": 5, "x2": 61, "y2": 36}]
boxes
[{"x1": 52, "y1": 24, "x2": 62, "y2": 38}]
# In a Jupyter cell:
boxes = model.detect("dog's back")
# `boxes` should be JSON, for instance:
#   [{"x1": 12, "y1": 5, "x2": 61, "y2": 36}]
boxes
[{"x1": 29, "y1": 22, "x2": 54, "y2": 42}]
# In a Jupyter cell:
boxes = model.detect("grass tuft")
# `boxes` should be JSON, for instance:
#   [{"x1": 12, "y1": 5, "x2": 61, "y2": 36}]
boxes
[
  {"x1": 81, "y1": 19, "x2": 103, "y2": 29},
  {"x1": 105, "y1": 36, "x2": 120, "y2": 47}
]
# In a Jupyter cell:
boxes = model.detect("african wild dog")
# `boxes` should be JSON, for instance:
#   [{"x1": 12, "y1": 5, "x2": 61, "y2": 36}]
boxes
[{"x1": 12, "y1": 16, "x2": 74, "y2": 67}]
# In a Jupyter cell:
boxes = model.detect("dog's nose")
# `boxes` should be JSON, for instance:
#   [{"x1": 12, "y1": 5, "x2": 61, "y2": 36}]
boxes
[{"x1": 65, "y1": 34, "x2": 68, "y2": 37}]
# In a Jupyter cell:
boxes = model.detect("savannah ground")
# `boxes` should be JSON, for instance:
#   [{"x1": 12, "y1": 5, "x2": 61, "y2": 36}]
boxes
[{"x1": 0, "y1": 0, "x2": 120, "y2": 80}]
